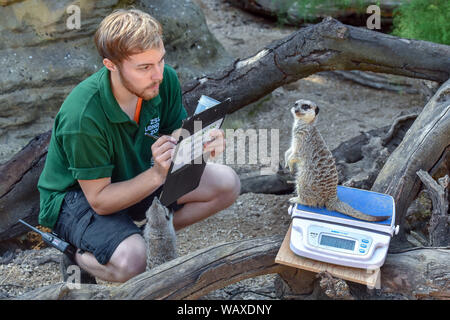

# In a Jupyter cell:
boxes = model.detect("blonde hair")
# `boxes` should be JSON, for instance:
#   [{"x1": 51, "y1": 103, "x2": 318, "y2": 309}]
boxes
[{"x1": 94, "y1": 9, "x2": 163, "y2": 64}]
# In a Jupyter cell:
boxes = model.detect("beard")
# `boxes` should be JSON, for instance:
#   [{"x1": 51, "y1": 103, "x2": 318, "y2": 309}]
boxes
[{"x1": 117, "y1": 67, "x2": 161, "y2": 101}]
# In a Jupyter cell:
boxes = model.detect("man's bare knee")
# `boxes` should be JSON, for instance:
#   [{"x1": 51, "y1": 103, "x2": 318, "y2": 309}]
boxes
[
  {"x1": 216, "y1": 165, "x2": 241, "y2": 202},
  {"x1": 110, "y1": 234, "x2": 147, "y2": 282}
]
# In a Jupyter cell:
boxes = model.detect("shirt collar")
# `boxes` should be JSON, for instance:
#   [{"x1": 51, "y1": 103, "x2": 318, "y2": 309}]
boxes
[{"x1": 99, "y1": 67, "x2": 162, "y2": 123}]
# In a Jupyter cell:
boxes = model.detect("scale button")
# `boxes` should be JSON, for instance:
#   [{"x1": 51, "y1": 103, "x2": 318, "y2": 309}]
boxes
[
  {"x1": 359, "y1": 249, "x2": 366, "y2": 253},
  {"x1": 361, "y1": 239, "x2": 369, "y2": 243},
  {"x1": 360, "y1": 244, "x2": 367, "y2": 248}
]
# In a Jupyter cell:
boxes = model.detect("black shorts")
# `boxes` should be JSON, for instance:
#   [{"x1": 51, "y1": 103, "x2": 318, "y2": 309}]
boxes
[{"x1": 52, "y1": 186, "x2": 183, "y2": 265}]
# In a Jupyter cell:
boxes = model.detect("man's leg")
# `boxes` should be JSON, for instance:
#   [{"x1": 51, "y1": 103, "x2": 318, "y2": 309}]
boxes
[
  {"x1": 74, "y1": 233, "x2": 147, "y2": 283},
  {"x1": 62, "y1": 163, "x2": 239, "y2": 282},
  {"x1": 55, "y1": 190, "x2": 148, "y2": 283},
  {"x1": 173, "y1": 163, "x2": 240, "y2": 230}
]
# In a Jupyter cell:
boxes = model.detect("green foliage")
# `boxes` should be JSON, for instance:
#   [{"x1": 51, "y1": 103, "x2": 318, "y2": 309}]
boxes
[
  {"x1": 392, "y1": 0, "x2": 450, "y2": 45},
  {"x1": 273, "y1": 0, "x2": 449, "y2": 44}
]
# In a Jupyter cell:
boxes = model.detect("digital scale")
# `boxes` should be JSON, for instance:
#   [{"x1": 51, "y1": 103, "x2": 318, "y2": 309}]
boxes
[{"x1": 289, "y1": 186, "x2": 400, "y2": 270}]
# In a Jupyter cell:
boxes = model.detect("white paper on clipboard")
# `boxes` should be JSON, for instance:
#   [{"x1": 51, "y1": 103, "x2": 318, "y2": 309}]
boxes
[{"x1": 171, "y1": 118, "x2": 223, "y2": 173}]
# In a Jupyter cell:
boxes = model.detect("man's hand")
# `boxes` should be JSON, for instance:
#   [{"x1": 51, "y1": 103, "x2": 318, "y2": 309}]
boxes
[
  {"x1": 203, "y1": 128, "x2": 225, "y2": 159},
  {"x1": 151, "y1": 135, "x2": 177, "y2": 182},
  {"x1": 78, "y1": 135, "x2": 177, "y2": 216}
]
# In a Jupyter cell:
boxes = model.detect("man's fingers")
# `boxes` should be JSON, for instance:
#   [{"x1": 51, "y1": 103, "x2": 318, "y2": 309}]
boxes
[
  {"x1": 208, "y1": 128, "x2": 224, "y2": 138},
  {"x1": 152, "y1": 138, "x2": 176, "y2": 157},
  {"x1": 152, "y1": 135, "x2": 177, "y2": 148},
  {"x1": 203, "y1": 138, "x2": 225, "y2": 159},
  {"x1": 155, "y1": 147, "x2": 175, "y2": 164}
]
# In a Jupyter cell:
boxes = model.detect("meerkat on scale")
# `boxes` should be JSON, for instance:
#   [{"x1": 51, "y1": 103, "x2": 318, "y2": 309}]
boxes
[{"x1": 285, "y1": 99, "x2": 389, "y2": 222}]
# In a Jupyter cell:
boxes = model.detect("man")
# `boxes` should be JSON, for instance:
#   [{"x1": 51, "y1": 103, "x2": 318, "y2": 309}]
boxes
[{"x1": 37, "y1": 9, "x2": 240, "y2": 283}]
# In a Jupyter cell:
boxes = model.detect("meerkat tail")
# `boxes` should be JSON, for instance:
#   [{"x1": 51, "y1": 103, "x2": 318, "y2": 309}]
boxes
[{"x1": 326, "y1": 198, "x2": 390, "y2": 222}]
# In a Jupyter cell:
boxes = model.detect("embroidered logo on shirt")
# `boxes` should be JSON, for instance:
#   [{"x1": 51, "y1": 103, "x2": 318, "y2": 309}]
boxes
[{"x1": 144, "y1": 117, "x2": 160, "y2": 136}]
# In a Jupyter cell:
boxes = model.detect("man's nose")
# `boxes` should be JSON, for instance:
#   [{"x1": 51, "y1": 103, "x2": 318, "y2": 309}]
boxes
[{"x1": 151, "y1": 62, "x2": 164, "y2": 81}]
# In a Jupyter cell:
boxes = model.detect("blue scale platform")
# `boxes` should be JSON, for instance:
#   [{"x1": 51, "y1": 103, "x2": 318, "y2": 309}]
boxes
[{"x1": 293, "y1": 185, "x2": 394, "y2": 226}]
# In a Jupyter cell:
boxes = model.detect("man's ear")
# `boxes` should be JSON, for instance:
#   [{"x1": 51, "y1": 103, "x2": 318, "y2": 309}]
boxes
[{"x1": 103, "y1": 58, "x2": 118, "y2": 72}]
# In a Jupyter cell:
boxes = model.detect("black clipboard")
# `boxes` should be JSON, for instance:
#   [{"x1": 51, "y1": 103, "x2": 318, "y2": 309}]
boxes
[{"x1": 159, "y1": 97, "x2": 231, "y2": 207}]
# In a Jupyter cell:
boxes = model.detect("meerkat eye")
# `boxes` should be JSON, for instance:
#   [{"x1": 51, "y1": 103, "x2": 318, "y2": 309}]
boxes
[{"x1": 301, "y1": 104, "x2": 310, "y2": 110}]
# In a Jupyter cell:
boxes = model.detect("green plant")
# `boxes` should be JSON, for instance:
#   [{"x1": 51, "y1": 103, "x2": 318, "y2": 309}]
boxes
[{"x1": 392, "y1": 0, "x2": 450, "y2": 45}]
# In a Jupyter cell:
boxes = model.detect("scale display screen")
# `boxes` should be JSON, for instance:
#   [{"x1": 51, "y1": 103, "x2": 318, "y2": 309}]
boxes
[{"x1": 320, "y1": 234, "x2": 355, "y2": 251}]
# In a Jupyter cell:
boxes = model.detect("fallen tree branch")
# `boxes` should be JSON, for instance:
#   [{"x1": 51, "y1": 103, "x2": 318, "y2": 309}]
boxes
[
  {"x1": 372, "y1": 78, "x2": 450, "y2": 241},
  {"x1": 0, "y1": 132, "x2": 51, "y2": 241},
  {"x1": 382, "y1": 112, "x2": 419, "y2": 145},
  {"x1": 330, "y1": 70, "x2": 420, "y2": 94},
  {"x1": 181, "y1": 17, "x2": 450, "y2": 115},
  {"x1": 13, "y1": 235, "x2": 450, "y2": 300}
]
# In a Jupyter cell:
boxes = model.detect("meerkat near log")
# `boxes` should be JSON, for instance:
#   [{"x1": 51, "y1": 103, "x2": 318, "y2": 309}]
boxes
[
  {"x1": 285, "y1": 99, "x2": 389, "y2": 222},
  {"x1": 143, "y1": 197, "x2": 178, "y2": 270}
]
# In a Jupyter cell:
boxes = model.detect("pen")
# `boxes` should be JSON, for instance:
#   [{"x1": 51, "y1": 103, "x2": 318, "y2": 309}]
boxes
[
  {"x1": 144, "y1": 132, "x2": 161, "y2": 140},
  {"x1": 145, "y1": 133, "x2": 177, "y2": 146}
]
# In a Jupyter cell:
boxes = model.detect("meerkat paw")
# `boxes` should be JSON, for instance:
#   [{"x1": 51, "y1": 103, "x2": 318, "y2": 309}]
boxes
[
  {"x1": 287, "y1": 158, "x2": 299, "y2": 173},
  {"x1": 284, "y1": 148, "x2": 292, "y2": 170},
  {"x1": 289, "y1": 197, "x2": 301, "y2": 204}
]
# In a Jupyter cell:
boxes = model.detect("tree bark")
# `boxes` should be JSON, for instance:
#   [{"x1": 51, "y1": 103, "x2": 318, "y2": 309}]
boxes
[
  {"x1": 0, "y1": 131, "x2": 51, "y2": 241},
  {"x1": 371, "y1": 78, "x2": 450, "y2": 242},
  {"x1": 416, "y1": 170, "x2": 449, "y2": 247},
  {"x1": 329, "y1": 70, "x2": 420, "y2": 94},
  {"x1": 14, "y1": 235, "x2": 450, "y2": 300},
  {"x1": 1, "y1": 17, "x2": 450, "y2": 241}
]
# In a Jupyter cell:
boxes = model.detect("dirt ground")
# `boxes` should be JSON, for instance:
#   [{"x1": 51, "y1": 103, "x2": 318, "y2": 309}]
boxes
[{"x1": 0, "y1": 0, "x2": 428, "y2": 299}]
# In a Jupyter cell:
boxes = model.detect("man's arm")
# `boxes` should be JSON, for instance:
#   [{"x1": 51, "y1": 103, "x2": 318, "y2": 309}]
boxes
[{"x1": 79, "y1": 135, "x2": 177, "y2": 215}]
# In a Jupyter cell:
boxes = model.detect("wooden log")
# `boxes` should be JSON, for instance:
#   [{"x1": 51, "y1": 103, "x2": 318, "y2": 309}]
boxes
[
  {"x1": 15, "y1": 235, "x2": 284, "y2": 300},
  {"x1": 2, "y1": 17, "x2": 450, "y2": 241},
  {"x1": 416, "y1": 170, "x2": 449, "y2": 247},
  {"x1": 372, "y1": 78, "x2": 450, "y2": 241},
  {"x1": 381, "y1": 247, "x2": 450, "y2": 300},
  {"x1": 274, "y1": 266, "x2": 316, "y2": 299},
  {"x1": 13, "y1": 235, "x2": 450, "y2": 300},
  {"x1": 0, "y1": 131, "x2": 51, "y2": 241},
  {"x1": 329, "y1": 71, "x2": 420, "y2": 94}
]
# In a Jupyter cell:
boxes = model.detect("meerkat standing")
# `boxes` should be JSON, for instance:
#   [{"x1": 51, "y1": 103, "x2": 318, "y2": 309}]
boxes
[
  {"x1": 285, "y1": 99, "x2": 389, "y2": 222},
  {"x1": 143, "y1": 197, "x2": 177, "y2": 270}
]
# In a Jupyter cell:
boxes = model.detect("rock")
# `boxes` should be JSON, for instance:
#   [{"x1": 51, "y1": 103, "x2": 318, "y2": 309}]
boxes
[
  {"x1": 138, "y1": 0, "x2": 232, "y2": 84},
  {"x1": 0, "y1": 249, "x2": 14, "y2": 265},
  {"x1": 0, "y1": 0, "x2": 231, "y2": 164}
]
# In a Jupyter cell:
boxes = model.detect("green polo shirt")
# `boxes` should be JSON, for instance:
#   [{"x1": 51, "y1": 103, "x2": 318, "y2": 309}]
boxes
[{"x1": 37, "y1": 64, "x2": 187, "y2": 228}]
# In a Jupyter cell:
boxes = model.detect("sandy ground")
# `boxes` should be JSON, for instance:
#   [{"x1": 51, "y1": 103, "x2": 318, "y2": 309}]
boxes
[{"x1": 0, "y1": 0, "x2": 428, "y2": 299}]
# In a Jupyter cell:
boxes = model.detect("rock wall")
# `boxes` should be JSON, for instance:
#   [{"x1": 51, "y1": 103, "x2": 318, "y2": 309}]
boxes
[{"x1": 0, "y1": 0, "x2": 231, "y2": 163}]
